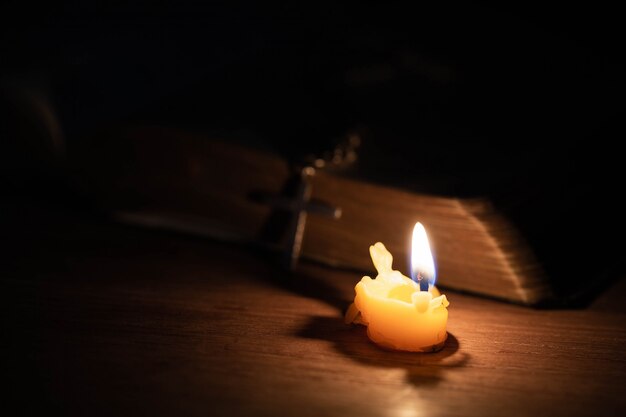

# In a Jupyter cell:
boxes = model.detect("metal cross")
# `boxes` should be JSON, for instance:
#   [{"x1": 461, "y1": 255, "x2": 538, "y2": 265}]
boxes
[
  {"x1": 258, "y1": 166, "x2": 341, "y2": 270},
  {"x1": 252, "y1": 132, "x2": 359, "y2": 270}
]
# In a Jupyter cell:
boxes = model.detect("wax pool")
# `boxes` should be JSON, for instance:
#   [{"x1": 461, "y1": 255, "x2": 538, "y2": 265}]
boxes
[{"x1": 345, "y1": 242, "x2": 449, "y2": 352}]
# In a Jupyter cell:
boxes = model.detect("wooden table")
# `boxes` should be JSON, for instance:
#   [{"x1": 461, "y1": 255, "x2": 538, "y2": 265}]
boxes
[{"x1": 2, "y1": 208, "x2": 626, "y2": 416}]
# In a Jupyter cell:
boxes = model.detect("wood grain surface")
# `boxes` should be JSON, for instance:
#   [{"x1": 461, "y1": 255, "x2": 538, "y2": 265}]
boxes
[{"x1": 2, "y1": 210, "x2": 625, "y2": 417}]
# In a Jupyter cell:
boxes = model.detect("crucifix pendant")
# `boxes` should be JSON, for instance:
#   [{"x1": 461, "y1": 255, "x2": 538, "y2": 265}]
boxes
[
  {"x1": 254, "y1": 165, "x2": 341, "y2": 270},
  {"x1": 252, "y1": 133, "x2": 360, "y2": 270},
  {"x1": 282, "y1": 166, "x2": 342, "y2": 270}
]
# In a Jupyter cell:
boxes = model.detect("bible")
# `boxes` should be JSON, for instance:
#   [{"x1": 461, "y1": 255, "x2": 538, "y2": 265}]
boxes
[{"x1": 67, "y1": 126, "x2": 621, "y2": 307}]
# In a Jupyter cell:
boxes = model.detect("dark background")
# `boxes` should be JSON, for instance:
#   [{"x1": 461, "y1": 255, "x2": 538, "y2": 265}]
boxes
[{"x1": 2, "y1": 1, "x2": 625, "y2": 299}]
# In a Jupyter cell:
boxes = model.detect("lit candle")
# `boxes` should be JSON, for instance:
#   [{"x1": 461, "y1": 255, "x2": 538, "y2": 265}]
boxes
[{"x1": 344, "y1": 222, "x2": 449, "y2": 352}]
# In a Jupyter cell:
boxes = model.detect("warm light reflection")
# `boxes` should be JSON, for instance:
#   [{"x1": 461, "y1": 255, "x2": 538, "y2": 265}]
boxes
[{"x1": 410, "y1": 222, "x2": 436, "y2": 290}]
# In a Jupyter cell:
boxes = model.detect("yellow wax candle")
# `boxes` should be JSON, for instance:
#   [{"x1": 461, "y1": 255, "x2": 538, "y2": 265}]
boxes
[{"x1": 344, "y1": 223, "x2": 449, "y2": 352}]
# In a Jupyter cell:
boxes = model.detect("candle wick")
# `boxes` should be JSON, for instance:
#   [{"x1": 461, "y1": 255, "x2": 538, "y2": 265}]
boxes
[{"x1": 416, "y1": 271, "x2": 429, "y2": 292}]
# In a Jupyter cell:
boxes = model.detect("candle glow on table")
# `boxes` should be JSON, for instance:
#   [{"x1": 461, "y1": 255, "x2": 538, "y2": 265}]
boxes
[{"x1": 345, "y1": 222, "x2": 449, "y2": 352}]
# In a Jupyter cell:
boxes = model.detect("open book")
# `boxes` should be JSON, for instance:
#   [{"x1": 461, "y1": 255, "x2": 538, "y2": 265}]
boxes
[{"x1": 71, "y1": 127, "x2": 617, "y2": 306}]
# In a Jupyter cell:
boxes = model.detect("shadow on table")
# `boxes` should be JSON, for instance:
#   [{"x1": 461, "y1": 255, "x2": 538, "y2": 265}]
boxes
[{"x1": 297, "y1": 315, "x2": 470, "y2": 388}]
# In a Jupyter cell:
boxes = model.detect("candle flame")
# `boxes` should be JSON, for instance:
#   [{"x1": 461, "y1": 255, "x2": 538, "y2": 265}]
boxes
[{"x1": 411, "y1": 222, "x2": 436, "y2": 290}]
